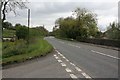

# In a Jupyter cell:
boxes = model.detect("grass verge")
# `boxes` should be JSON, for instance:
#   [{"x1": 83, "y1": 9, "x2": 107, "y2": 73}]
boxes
[
  {"x1": 2, "y1": 38, "x2": 53, "y2": 66},
  {"x1": 0, "y1": 42, "x2": 2, "y2": 64},
  {"x1": 3, "y1": 29, "x2": 16, "y2": 37}
]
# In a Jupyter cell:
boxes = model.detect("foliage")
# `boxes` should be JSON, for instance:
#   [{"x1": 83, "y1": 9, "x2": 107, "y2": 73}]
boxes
[
  {"x1": 3, "y1": 40, "x2": 27, "y2": 58},
  {"x1": 105, "y1": 22, "x2": 120, "y2": 40},
  {"x1": 29, "y1": 27, "x2": 48, "y2": 38},
  {"x1": 3, "y1": 38, "x2": 53, "y2": 65},
  {"x1": 2, "y1": 21, "x2": 14, "y2": 29},
  {"x1": 3, "y1": 29, "x2": 16, "y2": 37},
  {"x1": 53, "y1": 8, "x2": 99, "y2": 39},
  {"x1": 1, "y1": 0, "x2": 27, "y2": 22},
  {"x1": 16, "y1": 25, "x2": 29, "y2": 40},
  {"x1": 2, "y1": 24, "x2": 53, "y2": 65},
  {"x1": 0, "y1": 42, "x2": 2, "y2": 60}
]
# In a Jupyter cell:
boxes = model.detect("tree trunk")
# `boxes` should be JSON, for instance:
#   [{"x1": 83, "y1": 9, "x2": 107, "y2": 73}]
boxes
[
  {"x1": 2, "y1": 1, "x2": 8, "y2": 23},
  {"x1": 0, "y1": 1, "x2": 2, "y2": 40}
]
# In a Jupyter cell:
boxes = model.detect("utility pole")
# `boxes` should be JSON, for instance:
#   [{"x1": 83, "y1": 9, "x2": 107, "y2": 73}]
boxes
[
  {"x1": 0, "y1": 2, "x2": 2, "y2": 41},
  {"x1": 27, "y1": 9, "x2": 30, "y2": 45}
]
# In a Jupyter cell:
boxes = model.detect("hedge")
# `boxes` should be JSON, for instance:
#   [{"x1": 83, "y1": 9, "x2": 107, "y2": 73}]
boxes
[{"x1": 76, "y1": 36, "x2": 120, "y2": 48}]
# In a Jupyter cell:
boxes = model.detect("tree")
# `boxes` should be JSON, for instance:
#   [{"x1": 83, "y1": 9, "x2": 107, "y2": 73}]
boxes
[
  {"x1": 15, "y1": 23, "x2": 22, "y2": 29},
  {"x1": 3, "y1": 21, "x2": 13, "y2": 29},
  {"x1": 1, "y1": 0, "x2": 27, "y2": 23},
  {"x1": 0, "y1": 2, "x2": 2, "y2": 39},
  {"x1": 105, "y1": 22, "x2": 120, "y2": 40},
  {"x1": 73, "y1": 8, "x2": 98, "y2": 38},
  {"x1": 16, "y1": 25, "x2": 28, "y2": 40},
  {"x1": 54, "y1": 8, "x2": 98, "y2": 39}
]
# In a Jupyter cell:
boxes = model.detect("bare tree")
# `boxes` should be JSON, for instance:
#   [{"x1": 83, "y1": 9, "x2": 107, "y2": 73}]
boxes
[{"x1": 1, "y1": 0, "x2": 27, "y2": 23}]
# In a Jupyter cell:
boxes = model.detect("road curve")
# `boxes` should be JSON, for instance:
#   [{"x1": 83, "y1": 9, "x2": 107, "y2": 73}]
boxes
[
  {"x1": 45, "y1": 37, "x2": 118, "y2": 78},
  {"x1": 2, "y1": 37, "x2": 118, "y2": 79}
]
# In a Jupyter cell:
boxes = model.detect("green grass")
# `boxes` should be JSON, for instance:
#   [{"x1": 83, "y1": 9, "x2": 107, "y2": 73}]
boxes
[
  {"x1": 2, "y1": 38, "x2": 53, "y2": 65},
  {"x1": 0, "y1": 42, "x2": 2, "y2": 63},
  {"x1": 2, "y1": 28, "x2": 52, "y2": 66},
  {"x1": 3, "y1": 29, "x2": 16, "y2": 37},
  {"x1": 0, "y1": 42, "x2": 1, "y2": 49},
  {"x1": 3, "y1": 40, "x2": 27, "y2": 58}
]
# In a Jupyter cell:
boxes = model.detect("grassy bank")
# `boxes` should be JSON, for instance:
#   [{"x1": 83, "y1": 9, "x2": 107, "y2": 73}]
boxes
[
  {"x1": 0, "y1": 42, "x2": 2, "y2": 63},
  {"x1": 2, "y1": 27, "x2": 53, "y2": 66},
  {"x1": 2, "y1": 38, "x2": 53, "y2": 66},
  {"x1": 3, "y1": 29, "x2": 16, "y2": 37}
]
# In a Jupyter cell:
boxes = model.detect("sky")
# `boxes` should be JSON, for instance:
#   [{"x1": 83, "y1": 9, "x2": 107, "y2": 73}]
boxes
[{"x1": 6, "y1": 0, "x2": 119, "y2": 32}]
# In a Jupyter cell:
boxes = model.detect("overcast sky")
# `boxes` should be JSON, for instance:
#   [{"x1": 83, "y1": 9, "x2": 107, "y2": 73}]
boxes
[{"x1": 6, "y1": 0, "x2": 119, "y2": 32}]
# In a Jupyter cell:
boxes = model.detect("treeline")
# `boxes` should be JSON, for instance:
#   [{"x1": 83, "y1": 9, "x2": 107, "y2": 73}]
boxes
[
  {"x1": 3, "y1": 22, "x2": 49, "y2": 40},
  {"x1": 2, "y1": 22, "x2": 53, "y2": 65},
  {"x1": 51, "y1": 8, "x2": 120, "y2": 40},
  {"x1": 52, "y1": 8, "x2": 101, "y2": 39},
  {"x1": 105, "y1": 22, "x2": 120, "y2": 40}
]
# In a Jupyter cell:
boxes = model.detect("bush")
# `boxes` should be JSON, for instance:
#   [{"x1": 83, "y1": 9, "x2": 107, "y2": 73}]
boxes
[
  {"x1": 2, "y1": 38, "x2": 53, "y2": 66},
  {"x1": 76, "y1": 37, "x2": 120, "y2": 48},
  {"x1": 3, "y1": 40, "x2": 27, "y2": 58},
  {"x1": 16, "y1": 26, "x2": 29, "y2": 40}
]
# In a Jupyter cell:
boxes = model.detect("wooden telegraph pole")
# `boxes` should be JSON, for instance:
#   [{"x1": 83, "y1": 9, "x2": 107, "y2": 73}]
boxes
[{"x1": 27, "y1": 9, "x2": 30, "y2": 45}]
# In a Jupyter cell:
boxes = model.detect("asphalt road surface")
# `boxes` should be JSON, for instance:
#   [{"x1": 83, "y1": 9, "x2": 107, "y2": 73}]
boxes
[{"x1": 2, "y1": 37, "x2": 119, "y2": 79}]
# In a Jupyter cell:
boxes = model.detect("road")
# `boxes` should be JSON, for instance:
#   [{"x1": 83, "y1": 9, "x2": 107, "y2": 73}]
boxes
[{"x1": 2, "y1": 37, "x2": 119, "y2": 79}]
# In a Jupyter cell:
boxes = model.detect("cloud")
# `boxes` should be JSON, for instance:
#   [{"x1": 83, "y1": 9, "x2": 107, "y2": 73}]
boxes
[{"x1": 6, "y1": 1, "x2": 118, "y2": 32}]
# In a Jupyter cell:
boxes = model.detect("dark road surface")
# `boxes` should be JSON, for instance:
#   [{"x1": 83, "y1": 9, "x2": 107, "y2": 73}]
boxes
[{"x1": 2, "y1": 37, "x2": 119, "y2": 79}]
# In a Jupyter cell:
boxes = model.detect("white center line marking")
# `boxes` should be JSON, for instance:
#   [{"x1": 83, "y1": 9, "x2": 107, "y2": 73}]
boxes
[
  {"x1": 61, "y1": 63, "x2": 66, "y2": 66},
  {"x1": 66, "y1": 68, "x2": 72, "y2": 72},
  {"x1": 70, "y1": 74, "x2": 78, "y2": 79},
  {"x1": 75, "y1": 46, "x2": 78, "y2": 47},
  {"x1": 75, "y1": 67, "x2": 82, "y2": 71},
  {"x1": 58, "y1": 60, "x2": 62, "y2": 63},
  {"x1": 91, "y1": 50, "x2": 119, "y2": 59}
]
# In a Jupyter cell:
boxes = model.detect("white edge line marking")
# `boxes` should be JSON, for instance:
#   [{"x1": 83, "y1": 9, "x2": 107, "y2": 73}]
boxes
[
  {"x1": 61, "y1": 63, "x2": 66, "y2": 66},
  {"x1": 56, "y1": 50, "x2": 91, "y2": 79},
  {"x1": 70, "y1": 62, "x2": 74, "y2": 65},
  {"x1": 70, "y1": 74, "x2": 78, "y2": 78},
  {"x1": 54, "y1": 47, "x2": 56, "y2": 49},
  {"x1": 65, "y1": 59, "x2": 69, "y2": 62},
  {"x1": 75, "y1": 67, "x2": 82, "y2": 71},
  {"x1": 56, "y1": 50, "x2": 59, "y2": 53},
  {"x1": 70, "y1": 62, "x2": 76, "y2": 66},
  {"x1": 63, "y1": 56, "x2": 66, "y2": 59},
  {"x1": 82, "y1": 73, "x2": 91, "y2": 78},
  {"x1": 65, "y1": 68, "x2": 72, "y2": 72},
  {"x1": 60, "y1": 54, "x2": 63, "y2": 56},
  {"x1": 91, "y1": 50, "x2": 119, "y2": 59}
]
